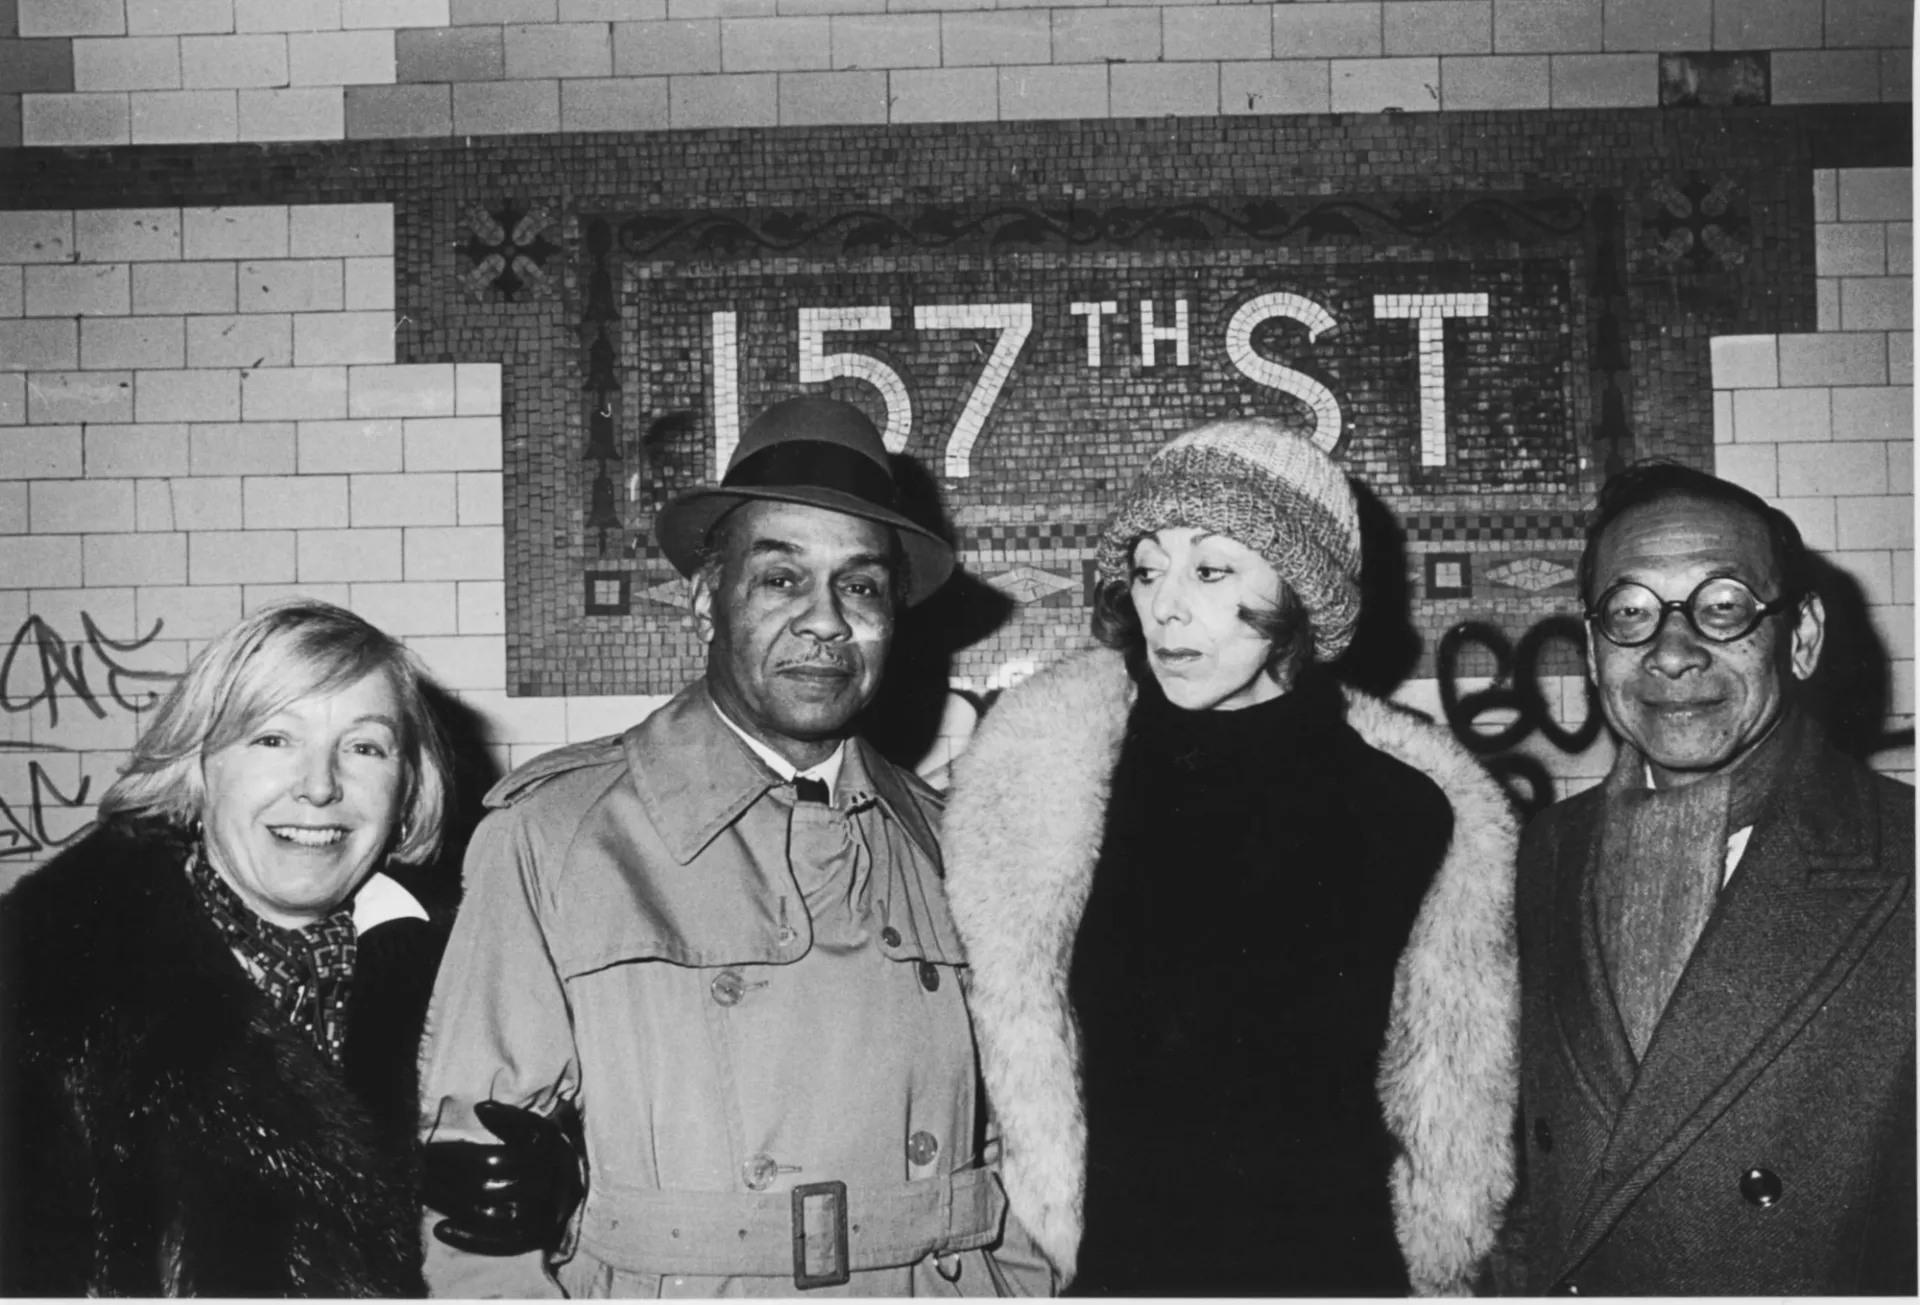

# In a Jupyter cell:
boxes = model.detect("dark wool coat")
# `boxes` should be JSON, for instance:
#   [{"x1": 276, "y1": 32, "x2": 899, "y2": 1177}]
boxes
[
  {"x1": 0, "y1": 821, "x2": 447, "y2": 1297},
  {"x1": 1515, "y1": 732, "x2": 1916, "y2": 1295},
  {"x1": 943, "y1": 649, "x2": 1522, "y2": 1295}
]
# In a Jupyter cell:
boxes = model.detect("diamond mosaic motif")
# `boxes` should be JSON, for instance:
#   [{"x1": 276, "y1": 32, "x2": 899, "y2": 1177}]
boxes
[
  {"x1": 985, "y1": 565, "x2": 1078, "y2": 605},
  {"x1": 1484, "y1": 557, "x2": 1577, "y2": 592},
  {"x1": 639, "y1": 575, "x2": 695, "y2": 609}
]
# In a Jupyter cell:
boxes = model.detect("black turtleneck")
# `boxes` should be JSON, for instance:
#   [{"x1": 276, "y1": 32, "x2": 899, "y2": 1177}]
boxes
[{"x1": 1067, "y1": 665, "x2": 1454, "y2": 1297}]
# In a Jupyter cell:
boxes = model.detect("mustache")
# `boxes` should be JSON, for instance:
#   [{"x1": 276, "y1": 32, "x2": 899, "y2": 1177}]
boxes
[{"x1": 775, "y1": 649, "x2": 858, "y2": 673}]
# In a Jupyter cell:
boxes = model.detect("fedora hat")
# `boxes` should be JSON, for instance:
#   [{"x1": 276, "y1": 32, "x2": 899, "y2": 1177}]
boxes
[{"x1": 655, "y1": 397, "x2": 955, "y2": 606}]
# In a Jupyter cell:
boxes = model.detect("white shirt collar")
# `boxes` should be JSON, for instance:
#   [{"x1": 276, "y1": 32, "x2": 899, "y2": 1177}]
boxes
[
  {"x1": 712, "y1": 702, "x2": 845, "y2": 804},
  {"x1": 352, "y1": 871, "x2": 428, "y2": 932}
]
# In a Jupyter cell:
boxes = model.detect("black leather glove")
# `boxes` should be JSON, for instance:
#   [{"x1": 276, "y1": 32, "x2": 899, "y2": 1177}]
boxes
[{"x1": 423, "y1": 1098, "x2": 586, "y2": 1256}]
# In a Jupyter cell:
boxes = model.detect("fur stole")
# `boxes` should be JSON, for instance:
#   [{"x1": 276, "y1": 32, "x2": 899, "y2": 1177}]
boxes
[
  {"x1": 0, "y1": 822, "x2": 436, "y2": 1297},
  {"x1": 944, "y1": 649, "x2": 1520, "y2": 1294}
]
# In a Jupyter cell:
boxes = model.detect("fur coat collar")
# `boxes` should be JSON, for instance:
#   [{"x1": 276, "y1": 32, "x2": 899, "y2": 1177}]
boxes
[
  {"x1": 944, "y1": 649, "x2": 1520, "y2": 1294},
  {"x1": 0, "y1": 821, "x2": 441, "y2": 1297}
]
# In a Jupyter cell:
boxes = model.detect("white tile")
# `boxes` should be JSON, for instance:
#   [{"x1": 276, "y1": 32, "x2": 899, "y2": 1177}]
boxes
[
  {"x1": 296, "y1": 527, "x2": 403, "y2": 581},
  {"x1": 404, "y1": 416, "x2": 501, "y2": 470},
  {"x1": 457, "y1": 579, "x2": 505, "y2": 635},
  {"x1": 349, "y1": 472, "x2": 458, "y2": 526},
  {"x1": 29, "y1": 477, "x2": 136, "y2": 533},
  {"x1": 297, "y1": 418, "x2": 404, "y2": 473},
  {"x1": 237, "y1": 259, "x2": 344, "y2": 313},
  {"x1": 183, "y1": 206, "x2": 290, "y2": 260},
  {"x1": 1709, "y1": 333, "x2": 1778, "y2": 388},
  {"x1": 0, "y1": 211, "x2": 76, "y2": 264},
  {"x1": 130, "y1": 89, "x2": 239, "y2": 143},
  {"x1": 457, "y1": 471, "x2": 502, "y2": 525},
  {"x1": 289, "y1": 203, "x2": 394, "y2": 257},
  {"x1": 239, "y1": 86, "x2": 347, "y2": 140},
  {"x1": 75, "y1": 208, "x2": 182, "y2": 262},
  {"x1": 190, "y1": 530, "x2": 297, "y2": 583},
  {"x1": 73, "y1": 36, "x2": 184, "y2": 91},
  {"x1": 188, "y1": 421, "x2": 296, "y2": 475},
  {"x1": 186, "y1": 312, "x2": 293, "y2": 368},
  {"x1": 343, "y1": 257, "x2": 394, "y2": 310},
  {"x1": 244, "y1": 474, "x2": 350, "y2": 529},
  {"x1": 455, "y1": 362, "x2": 502, "y2": 415},
  {"x1": 25, "y1": 370, "x2": 135, "y2": 425},
  {"x1": 350, "y1": 364, "x2": 456, "y2": 417},
  {"x1": 25, "y1": 263, "x2": 131, "y2": 317},
  {"x1": 134, "y1": 584, "x2": 245, "y2": 638},
  {"x1": 81, "y1": 316, "x2": 184, "y2": 372},
  {"x1": 293, "y1": 311, "x2": 395, "y2": 365},
  {"x1": 404, "y1": 634, "x2": 506, "y2": 691},
  {"x1": 0, "y1": 536, "x2": 83, "y2": 588},
  {"x1": 84, "y1": 532, "x2": 188, "y2": 586},
  {"x1": 346, "y1": 580, "x2": 460, "y2": 635},
  {"x1": 169, "y1": 476, "x2": 244, "y2": 529},
  {"x1": 240, "y1": 365, "x2": 348, "y2": 419},
  {"x1": 135, "y1": 368, "x2": 242, "y2": 422},
  {"x1": 179, "y1": 33, "x2": 289, "y2": 87},
  {"x1": 85, "y1": 423, "x2": 191, "y2": 478},
  {"x1": 404, "y1": 525, "x2": 504, "y2": 580}
]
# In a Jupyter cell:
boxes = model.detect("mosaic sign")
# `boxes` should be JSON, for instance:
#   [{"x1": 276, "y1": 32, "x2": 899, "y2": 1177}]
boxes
[{"x1": 515, "y1": 192, "x2": 1607, "y2": 695}]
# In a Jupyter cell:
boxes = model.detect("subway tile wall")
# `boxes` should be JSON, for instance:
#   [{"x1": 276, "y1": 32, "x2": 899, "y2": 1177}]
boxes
[
  {"x1": 1, "y1": 0, "x2": 1911, "y2": 145},
  {"x1": 1712, "y1": 165, "x2": 1914, "y2": 785}
]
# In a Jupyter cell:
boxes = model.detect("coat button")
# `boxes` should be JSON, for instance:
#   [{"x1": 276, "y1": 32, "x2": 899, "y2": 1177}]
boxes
[
  {"x1": 934, "y1": 1252, "x2": 963, "y2": 1282},
  {"x1": 1534, "y1": 1117, "x2": 1554, "y2": 1153},
  {"x1": 907, "y1": 1131, "x2": 940, "y2": 1166},
  {"x1": 918, "y1": 961, "x2": 940, "y2": 992},
  {"x1": 742, "y1": 1153, "x2": 779, "y2": 1192},
  {"x1": 881, "y1": 926, "x2": 902, "y2": 947},
  {"x1": 1740, "y1": 1166, "x2": 1783, "y2": 1208},
  {"x1": 1551, "y1": 1279, "x2": 1578, "y2": 1295},
  {"x1": 710, "y1": 970, "x2": 746, "y2": 1006}
]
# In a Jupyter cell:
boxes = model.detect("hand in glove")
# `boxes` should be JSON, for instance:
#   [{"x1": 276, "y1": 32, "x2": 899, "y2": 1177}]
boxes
[{"x1": 423, "y1": 1098, "x2": 586, "y2": 1256}]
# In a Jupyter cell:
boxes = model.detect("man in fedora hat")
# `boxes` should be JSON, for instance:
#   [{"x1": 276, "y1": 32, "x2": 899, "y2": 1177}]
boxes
[{"x1": 416, "y1": 398, "x2": 1051, "y2": 1296}]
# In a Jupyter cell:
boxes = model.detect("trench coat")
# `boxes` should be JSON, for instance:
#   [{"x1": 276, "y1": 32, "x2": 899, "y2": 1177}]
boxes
[
  {"x1": 1514, "y1": 727, "x2": 1916, "y2": 1294},
  {"x1": 419, "y1": 680, "x2": 1050, "y2": 1298}
]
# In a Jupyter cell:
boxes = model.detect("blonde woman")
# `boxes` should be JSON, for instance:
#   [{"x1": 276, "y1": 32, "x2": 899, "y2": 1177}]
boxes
[{"x1": 1, "y1": 601, "x2": 452, "y2": 1296}]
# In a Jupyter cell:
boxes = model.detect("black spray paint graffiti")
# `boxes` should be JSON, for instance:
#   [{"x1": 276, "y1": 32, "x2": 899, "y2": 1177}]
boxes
[
  {"x1": 0, "y1": 751, "x2": 93, "y2": 860},
  {"x1": 2, "y1": 613, "x2": 178, "y2": 729},
  {"x1": 0, "y1": 614, "x2": 181, "y2": 859},
  {"x1": 1436, "y1": 616, "x2": 1601, "y2": 820}
]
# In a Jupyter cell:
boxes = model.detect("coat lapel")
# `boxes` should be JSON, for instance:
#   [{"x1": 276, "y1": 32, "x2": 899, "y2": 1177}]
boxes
[
  {"x1": 1551, "y1": 742, "x2": 1906, "y2": 1281},
  {"x1": 1546, "y1": 796, "x2": 1638, "y2": 1118}
]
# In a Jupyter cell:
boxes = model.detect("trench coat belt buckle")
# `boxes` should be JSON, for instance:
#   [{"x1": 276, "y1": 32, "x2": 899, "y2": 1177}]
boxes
[{"x1": 576, "y1": 1165, "x2": 1008, "y2": 1285}]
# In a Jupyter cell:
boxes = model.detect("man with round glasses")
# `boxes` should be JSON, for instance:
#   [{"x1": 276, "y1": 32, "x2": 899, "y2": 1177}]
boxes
[{"x1": 1511, "y1": 460, "x2": 1914, "y2": 1295}]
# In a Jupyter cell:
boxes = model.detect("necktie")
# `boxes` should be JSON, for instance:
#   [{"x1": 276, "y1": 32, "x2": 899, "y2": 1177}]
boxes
[{"x1": 794, "y1": 776, "x2": 830, "y2": 805}]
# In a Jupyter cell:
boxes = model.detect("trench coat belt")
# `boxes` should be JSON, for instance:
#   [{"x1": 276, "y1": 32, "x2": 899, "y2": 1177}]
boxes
[{"x1": 575, "y1": 1166, "x2": 1007, "y2": 1277}]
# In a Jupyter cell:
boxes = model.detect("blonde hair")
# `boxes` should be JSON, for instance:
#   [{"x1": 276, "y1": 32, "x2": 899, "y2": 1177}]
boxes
[{"x1": 99, "y1": 600, "x2": 451, "y2": 866}]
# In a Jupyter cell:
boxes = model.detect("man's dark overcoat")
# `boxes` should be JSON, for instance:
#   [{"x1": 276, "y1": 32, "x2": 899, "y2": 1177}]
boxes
[
  {"x1": 1515, "y1": 728, "x2": 1915, "y2": 1294},
  {"x1": 0, "y1": 820, "x2": 446, "y2": 1297}
]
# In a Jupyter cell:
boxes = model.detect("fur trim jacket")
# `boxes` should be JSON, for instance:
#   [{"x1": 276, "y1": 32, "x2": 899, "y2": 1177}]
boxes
[
  {"x1": 0, "y1": 822, "x2": 446, "y2": 1297},
  {"x1": 944, "y1": 649, "x2": 1520, "y2": 1295}
]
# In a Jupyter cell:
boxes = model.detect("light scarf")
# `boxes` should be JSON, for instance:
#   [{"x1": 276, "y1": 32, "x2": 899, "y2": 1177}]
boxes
[{"x1": 1593, "y1": 709, "x2": 1801, "y2": 1059}]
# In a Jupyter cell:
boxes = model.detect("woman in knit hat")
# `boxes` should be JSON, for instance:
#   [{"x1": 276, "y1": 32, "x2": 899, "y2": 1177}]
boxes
[{"x1": 944, "y1": 418, "x2": 1520, "y2": 1295}]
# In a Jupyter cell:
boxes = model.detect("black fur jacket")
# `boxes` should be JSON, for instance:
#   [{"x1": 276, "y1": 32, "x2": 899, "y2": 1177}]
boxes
[{"x1": 0, "y1": 821, "x2": 449, "y2": 1297}]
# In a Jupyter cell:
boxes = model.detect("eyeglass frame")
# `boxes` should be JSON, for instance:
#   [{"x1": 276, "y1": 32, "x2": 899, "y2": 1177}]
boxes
[{"x1": 1584, "y1": 575, "x2": 1798, "y2": 648}]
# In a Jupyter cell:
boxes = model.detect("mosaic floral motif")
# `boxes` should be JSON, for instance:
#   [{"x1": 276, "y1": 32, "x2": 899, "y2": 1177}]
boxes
[
  {"x1": 458, "y1": 203, "x2": 561, "y2": 300},
  {"x1": 1484, "y1": 557, "x2": 1579, "y2": 592},
  {"x1": 1646, "y1": 178, "x2": 1750, "y2": 271},
  {"x1": 615, "y1": 196, "x2": 1589, "y2": 262},
  {"x1": 984, "y1": 565, "x2": 1080, "y2": 605}
]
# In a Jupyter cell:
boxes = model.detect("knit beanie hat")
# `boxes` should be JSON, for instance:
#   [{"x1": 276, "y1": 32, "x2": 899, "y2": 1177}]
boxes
[{"x1": 1096, "y1": 419, "x2": 1363, "y2": 662}]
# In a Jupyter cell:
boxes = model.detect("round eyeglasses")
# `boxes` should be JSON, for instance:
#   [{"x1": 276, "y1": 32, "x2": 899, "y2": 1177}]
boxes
[{"x1": 1586, "y1": 576, "x2": 1794, "y2": 648}]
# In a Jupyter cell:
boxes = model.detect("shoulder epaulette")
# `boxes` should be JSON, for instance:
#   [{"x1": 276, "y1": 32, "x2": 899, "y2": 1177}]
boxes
[{"x1": 484, "y1": 734, "x2": 627, "y2": 808}]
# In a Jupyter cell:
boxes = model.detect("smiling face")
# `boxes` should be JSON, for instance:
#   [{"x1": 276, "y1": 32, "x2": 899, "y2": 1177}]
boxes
[
  {"x1": 694, "y1": 499, "x2": 896, "y2": 769},
  {"x1": 1587, "y1": 496, "x2": 1824, "y2": 788},
  {"x1": 199, "y1": 669, "x2": 408, "y2": 929},
  {"x1": 1130, "y1": 526, "x2": 1288, "y2": 712}
]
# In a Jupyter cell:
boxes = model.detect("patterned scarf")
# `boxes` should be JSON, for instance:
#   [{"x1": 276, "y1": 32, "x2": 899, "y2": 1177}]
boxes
[
  {"x1": 190, "y1": 847, "x2": 358, "y2": 1064},
  {"x1": 1593, "y1": 708, "x2": 1802, "y2": 1060}
]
